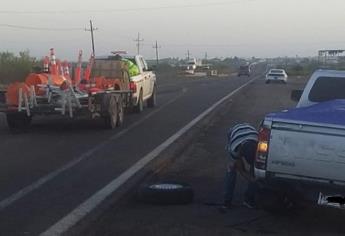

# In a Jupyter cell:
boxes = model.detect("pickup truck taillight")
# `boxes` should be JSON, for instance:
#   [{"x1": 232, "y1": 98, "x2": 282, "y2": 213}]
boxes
[
  {"x1": 129, "y1": 81, "x2": 137, "y2": 93},
  {"x1": 255, "y1": 126, "x2": 271, "y2": 170}
]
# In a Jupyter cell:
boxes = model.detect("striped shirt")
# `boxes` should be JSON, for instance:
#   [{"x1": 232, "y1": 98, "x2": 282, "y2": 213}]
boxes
[{"x1": 226, "y1": 123, "x2": 258, "y2": 159}]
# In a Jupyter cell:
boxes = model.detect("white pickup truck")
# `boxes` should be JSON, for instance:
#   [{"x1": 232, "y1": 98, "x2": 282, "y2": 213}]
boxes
[
  {"x1": 255, "y1": 70, "x2": 345, "y2": 209},
  {"x1": 123, "y1": 55, "x2": 157, "y2": 112}
]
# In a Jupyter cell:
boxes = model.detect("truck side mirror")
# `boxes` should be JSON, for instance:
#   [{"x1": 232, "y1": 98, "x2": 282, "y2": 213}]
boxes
[{"x1": 291, "y1": 90, "x2": 303, "y2": 102}]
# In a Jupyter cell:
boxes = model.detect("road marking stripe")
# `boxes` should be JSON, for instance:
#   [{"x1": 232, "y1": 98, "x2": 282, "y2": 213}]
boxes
[
  {"x1": 40, "y1": 76, "x2": 259, "y2": 236},
  {"x1": 0, "y1": 89, "x2": 187, "y2": 211}
]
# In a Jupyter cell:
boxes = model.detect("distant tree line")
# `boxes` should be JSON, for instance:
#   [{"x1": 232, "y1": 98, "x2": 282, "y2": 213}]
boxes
[{"x1": 0, "y1": 51, "x2": 37, "y2": 85}]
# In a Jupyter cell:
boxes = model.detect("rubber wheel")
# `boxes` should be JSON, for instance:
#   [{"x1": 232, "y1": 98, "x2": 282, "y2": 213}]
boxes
[
  {"x1": 265, "y1": 80, "x2": 270, "y2": 84},
  {"x1": 136, "y1": 182, "x2": 194, "y2": 205},
  {"x1": 135, "y1": 90, "x2": 144, "y2": 113},
  {"x1": 102, "y1": 95, "x2": 118, "y2": 129},
  {"x1": 147, "y1": 86, "x2": 156, "y2": 108},
  {"x1": 116, "y1": 96, "x2": 124, "y2": 127},
  {"x1": 6, "y1": 113, "x2": 32, "y2": 132},
  {"x1": 255, "y1": 187, "x2": 294, "y2": 214}
]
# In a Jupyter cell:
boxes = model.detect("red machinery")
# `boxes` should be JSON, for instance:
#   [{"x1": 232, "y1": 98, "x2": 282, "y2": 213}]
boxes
[{"x1": 0, "y1": 49, "x2": 132, "y2": 131}]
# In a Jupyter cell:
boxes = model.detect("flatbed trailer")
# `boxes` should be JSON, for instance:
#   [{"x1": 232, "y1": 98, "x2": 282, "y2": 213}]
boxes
[{"x1": 0, "y1": 53, "x2": 135, "y2": 131}]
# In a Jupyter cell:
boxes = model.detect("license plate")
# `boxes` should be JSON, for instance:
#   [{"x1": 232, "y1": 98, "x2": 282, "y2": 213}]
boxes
[{"x1": 318, "y1": 192, "x2": 345, "y2": 209}]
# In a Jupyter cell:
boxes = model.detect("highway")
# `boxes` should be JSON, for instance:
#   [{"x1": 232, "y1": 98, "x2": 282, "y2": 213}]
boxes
[{"x1": 0, "y1": 69, "x2": 262, "y2": 235}]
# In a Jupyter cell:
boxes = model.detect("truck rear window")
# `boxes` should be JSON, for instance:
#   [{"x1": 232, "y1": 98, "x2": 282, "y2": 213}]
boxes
[
  {"x1": 268, "y1": 73, "x2": 284, "y2": 77},
  {"x1": 270, "y1": 70, "x2": 284, "y2": 73},
  {"x1": 309, "y1": 77, "x2": 345, "y2": 102}
]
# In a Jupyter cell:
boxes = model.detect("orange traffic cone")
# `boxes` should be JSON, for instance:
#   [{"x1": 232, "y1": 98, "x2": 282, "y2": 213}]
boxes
[{"x1": 49, "y1": 48, "x2": 58, "y2": 75}]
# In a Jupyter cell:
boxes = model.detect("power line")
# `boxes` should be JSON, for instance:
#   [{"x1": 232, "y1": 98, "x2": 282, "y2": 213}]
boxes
[
  {"x1": 85, "y1": 20, "x2": 98, "y2": 56},
  {"x1": 0, "y1": 24, "x2": 83, "y2": 31},
  {"x1": 153, "y1": 41, "x2": 161, "y2": 65},
  {"x1": 134, "y1": 33, "x2": 144, "y2": 55},
  {"x1": 0, "y1": 1, "x2": 253, "y2": 14}
]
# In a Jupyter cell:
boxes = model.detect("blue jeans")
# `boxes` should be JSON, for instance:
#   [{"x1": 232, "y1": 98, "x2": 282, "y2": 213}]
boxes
[{"x1": 224, "y1": 167, "x2": 257, "y2": 204}]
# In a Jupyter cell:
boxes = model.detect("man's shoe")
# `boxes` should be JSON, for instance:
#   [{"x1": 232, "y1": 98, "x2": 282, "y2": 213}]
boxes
[
  {"x1": 243, "y1": 200, "x2": 256, "y2": 209},
  {"x1": 218, "y1": 201, "x2": 231, "y2": 213}
]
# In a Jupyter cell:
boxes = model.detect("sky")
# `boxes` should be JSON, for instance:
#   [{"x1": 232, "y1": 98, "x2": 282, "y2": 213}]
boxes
[{"x1": 0, "y1": 0, "x2": 345, "y2": 60}]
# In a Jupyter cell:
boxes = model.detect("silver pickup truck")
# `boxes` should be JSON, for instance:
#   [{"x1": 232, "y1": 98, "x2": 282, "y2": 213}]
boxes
[{"x1": 255, "y1": 70, "x2": 345, "y2": 209}]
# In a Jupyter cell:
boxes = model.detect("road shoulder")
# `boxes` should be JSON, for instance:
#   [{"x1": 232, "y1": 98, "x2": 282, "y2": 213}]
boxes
[{"x1": 83, "y1": 77, "x2": 312, "y2": 236}]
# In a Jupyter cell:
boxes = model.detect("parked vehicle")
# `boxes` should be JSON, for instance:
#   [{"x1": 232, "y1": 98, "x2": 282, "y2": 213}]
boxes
[
  {"x1": 238, "y1": 65, "x2": 251, "y2": 77},
  {"x1": 294, "y1": 69, "x2": 345, "y2": 108},
  {"x1": 255, "y1": 70, "x2": 345, "y2": 210},
  {"x1": 265, "y1": 69, "x2": 288, "y2": 84}
]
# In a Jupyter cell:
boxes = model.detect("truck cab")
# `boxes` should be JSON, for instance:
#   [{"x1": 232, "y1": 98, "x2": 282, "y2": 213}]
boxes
[{"x1": 295, "y1": 70, "x2": 345, "y2": 108}]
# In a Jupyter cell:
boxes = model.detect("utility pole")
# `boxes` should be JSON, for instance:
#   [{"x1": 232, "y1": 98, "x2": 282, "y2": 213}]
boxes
[
  {"x1": 85, "y1": 20, "x2": 98, "y2": 56},
  {"x1": 187, "y1": 50, "x2": 190, "y2": 61},
  {"x1": 204, "y1": 52, "x2": 208, "y2": 63},
  {"x1": 153, "y1": 40, "x2": 161, "y2": 65},
  {"x1": 134, "y1": 32, "x2": 144, "y2": 55}
]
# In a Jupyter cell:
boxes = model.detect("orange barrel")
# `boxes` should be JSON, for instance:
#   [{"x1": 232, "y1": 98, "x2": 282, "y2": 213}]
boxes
[
  {"x1": 94, "y1": 76, "x2": 107, "y2": 89},
  {"x1": 6, "y1": 82, "x2": 30, "y2": 106},
  {"x1": 25, "y1": 73, "x2": 66, "y2": 95},
  {"x1": 25, "y1": 73, "x2": 48, "y2": 95}
]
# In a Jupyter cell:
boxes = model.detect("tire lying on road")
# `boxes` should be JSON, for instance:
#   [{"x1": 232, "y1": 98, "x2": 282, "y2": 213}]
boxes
[{"x1": 136, "y1": 182, "x2": 194, "y2": 205}]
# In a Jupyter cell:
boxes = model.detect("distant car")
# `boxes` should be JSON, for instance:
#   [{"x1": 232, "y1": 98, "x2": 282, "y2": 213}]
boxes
[
  {"x1": 238, "y1": 65, "x2": 251, "y2": 77},
  {"x1": 265, "y1": 69, "x2": 288, "y2": 84}
]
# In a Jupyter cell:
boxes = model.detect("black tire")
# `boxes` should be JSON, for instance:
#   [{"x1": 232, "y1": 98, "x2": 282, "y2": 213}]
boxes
[
  {"x1": 147, "y1": 86, "x2": 156, "y2": 108},
  {"x1": 135, "y1": 89, "x2": 144, "y2": 113},
  {"x1": 102, "y1": 94, "x2": 118, "y2": 129},
  {"x1": 116, "y1": 96, "x2": 124, "y2": 127},
  {"x1": 256, "y1": 187, "x2": 295, "y2": 214},
  {"x1": 6, "y1": 113, "x2": 31, "y2": 132},
  {"x1": 265, "y1": 80, "x2": 270, "y2": 84},
  {"x1": 137, "y1": 182, "x2": 194, "y2": 205}
]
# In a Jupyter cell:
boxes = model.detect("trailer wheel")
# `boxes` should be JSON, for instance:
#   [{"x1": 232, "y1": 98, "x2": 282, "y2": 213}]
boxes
[
  {"x1": 135, "y1": 89, "x2": 144, "y2": 113},
  {"x1": 147, "y1": 85, "x2": 156, "y2": 108},
  {"x1": 116, "y1": 96, "x2": 124, "y2": 127},
  {"x1": 102, "y1": 95, "x2": 118, "y2": 129},
  {"x1": 6, "y1": 113, "x2": 31, "y2": 132}
]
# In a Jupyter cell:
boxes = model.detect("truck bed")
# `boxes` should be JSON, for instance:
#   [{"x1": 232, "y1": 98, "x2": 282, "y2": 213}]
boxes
[{"x1": 265, "y1": 99, "x2": 345, "y2": 183}]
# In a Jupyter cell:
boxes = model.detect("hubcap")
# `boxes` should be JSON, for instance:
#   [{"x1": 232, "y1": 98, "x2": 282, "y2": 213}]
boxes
[{"x1": 149, "y1": 183, "x2": 183, "y2": 190}]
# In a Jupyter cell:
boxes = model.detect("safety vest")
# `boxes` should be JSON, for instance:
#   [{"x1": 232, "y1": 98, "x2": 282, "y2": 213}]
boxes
[{"x1": 122, "y1": 59, "x2": 140, "y2": 77}]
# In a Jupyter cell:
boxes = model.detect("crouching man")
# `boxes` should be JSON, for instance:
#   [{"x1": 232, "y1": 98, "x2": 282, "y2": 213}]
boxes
[{"x1": 223, "y1": 123, "x2": 258, "y2": 209}]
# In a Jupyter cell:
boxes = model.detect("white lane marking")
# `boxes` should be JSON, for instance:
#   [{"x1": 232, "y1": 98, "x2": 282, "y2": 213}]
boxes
[
  {"x1": 40, "y1": 76, "x2": 259, "y2": 236},
  {"x1": 0, "y1": 89, "x2": 187, "y2": 211}
]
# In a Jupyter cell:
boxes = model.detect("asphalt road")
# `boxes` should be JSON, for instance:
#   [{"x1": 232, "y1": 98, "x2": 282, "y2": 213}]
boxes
[
  {"x1": 84, "y1": 75, "x2": 345, "y2": 236},
  {"x1": 0, "y1": 69, "x2": 261, "y2": 235}
]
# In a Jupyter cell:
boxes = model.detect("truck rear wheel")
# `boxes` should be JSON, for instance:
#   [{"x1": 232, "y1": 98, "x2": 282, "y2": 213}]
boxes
[
  {"x1": 102, "y1": 95, "x2": 118, "y2": 129},
  {"x1": 135, "y1": 90, "x2": 144, "y2": 113},
  {"x1": 6, "y1": 113, "x2": 31, "y2": 132},
  {"x1": 147, "y1": 86, "x2": 156, "y2": 108},
  {"x1": 116, "y1": 96, "x2": 124, "y2": 127}
]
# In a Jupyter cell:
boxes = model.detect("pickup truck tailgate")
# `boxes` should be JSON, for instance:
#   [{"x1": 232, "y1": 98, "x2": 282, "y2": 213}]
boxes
[{"x1": 267, "y1": 121, "x2": 345, "y2": 182}]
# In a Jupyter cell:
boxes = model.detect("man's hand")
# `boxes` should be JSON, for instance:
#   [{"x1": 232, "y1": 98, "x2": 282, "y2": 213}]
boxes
[{"x1": 236, "y1": 157, "x2": 255, "y2": 182}]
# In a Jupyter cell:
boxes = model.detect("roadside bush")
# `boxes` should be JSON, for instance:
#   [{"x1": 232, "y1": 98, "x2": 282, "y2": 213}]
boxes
[{"x1": 0, "y1": 51, "x2": 37, "y2": 85}]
